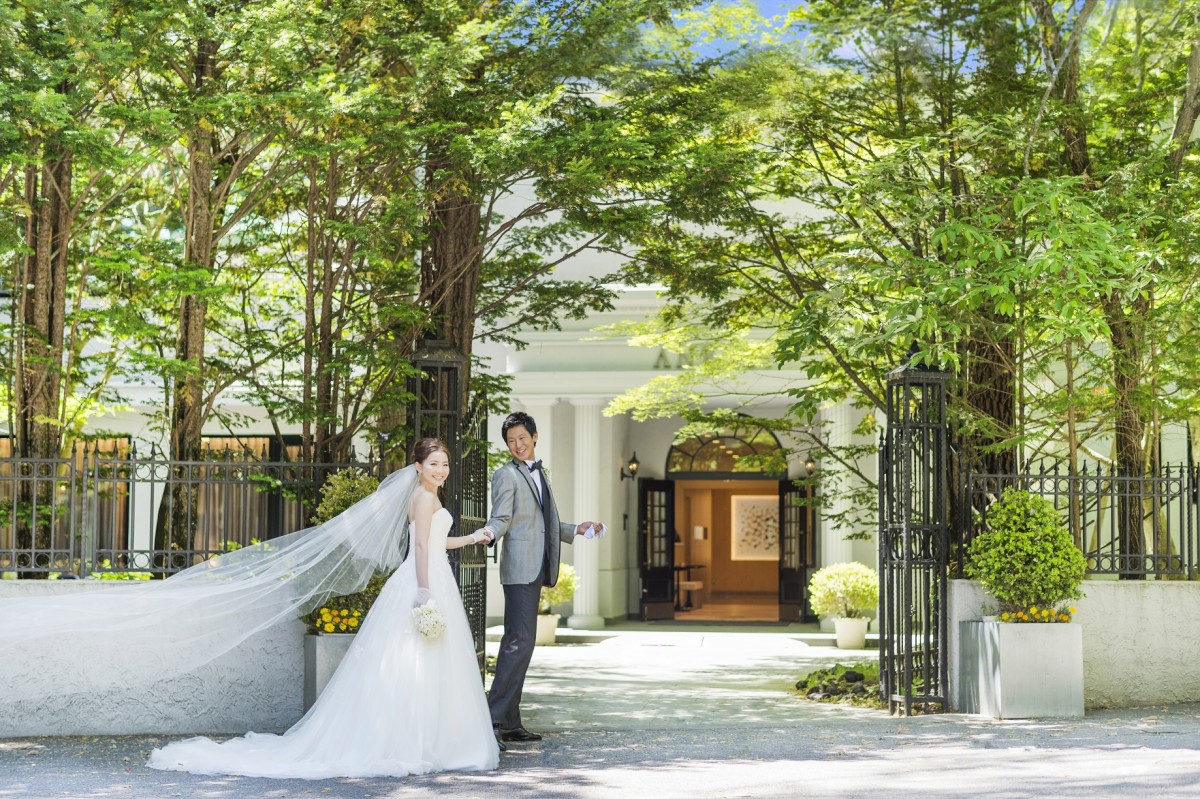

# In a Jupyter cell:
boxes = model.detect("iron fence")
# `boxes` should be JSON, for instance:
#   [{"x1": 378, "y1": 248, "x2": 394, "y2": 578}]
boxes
[
  {"x1": 0, "y1": 445, "x2": 383, "y2": 577},
  {"x1": 956, "y1": 462, "x2": 1200, "y2": 580}
]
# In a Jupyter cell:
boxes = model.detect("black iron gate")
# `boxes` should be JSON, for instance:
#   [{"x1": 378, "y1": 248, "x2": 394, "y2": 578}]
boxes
[
  {"x1": 878, "y1": 365, "x2": 951, "y2": 715},
  {"x1": 408, "y1": 340, "x2": 488, "y2": 673}
]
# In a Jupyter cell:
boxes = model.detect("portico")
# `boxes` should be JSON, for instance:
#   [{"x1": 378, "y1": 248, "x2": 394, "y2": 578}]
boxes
[{"x1": 478, "y1": 287, "x2": 879, "y2": 627}]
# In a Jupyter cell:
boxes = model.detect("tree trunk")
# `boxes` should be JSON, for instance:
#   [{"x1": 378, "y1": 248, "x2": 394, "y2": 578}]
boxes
[
  {"x1": 300, "y1": 154, "x2": 358, "y2": 467},
  {"x1": 171, "y1": 36, "x2": 219, "y2": 462},
  {"x1": 15, "y1": 147, "x2": 73, "y2": 463},
  {"x1": 1032, "y1": 0, "x2": 1096, "y2": 179},
  {"x1": 1033, "y1": 0, "x2": 1150, "y2": 573},
  {"x1": 963, "y1": 310, "x2": 1017, "y2": 476},
  {"x1": 374, "y1": 151, "x2": 483, "y2": 468},
  {"x1": 422, "y1": 163, "x2": 483, "y2": 358},
  {"x1": 156, "y1": 36, "x2": 220, "y2": 559},
  {"x1": 13, "y1": 141, "x2": 73, "y2": 561},
  {"x1": 1106, "y1": 295, "x2": 1148, "y2": 576}
]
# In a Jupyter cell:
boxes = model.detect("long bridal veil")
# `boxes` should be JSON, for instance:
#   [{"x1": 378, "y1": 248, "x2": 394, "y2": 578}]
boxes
[{"x1": 0, "y1": 464, "x2": 419, "y2": 698}]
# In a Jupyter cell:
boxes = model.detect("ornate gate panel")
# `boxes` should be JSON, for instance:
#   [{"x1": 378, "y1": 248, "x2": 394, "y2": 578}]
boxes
[
  {"x1": 879, "y1": 365, "x2": 950, "y2": 715},
  {"x1": 408, "y1": 341, "x2": 487, "y2": 673}
]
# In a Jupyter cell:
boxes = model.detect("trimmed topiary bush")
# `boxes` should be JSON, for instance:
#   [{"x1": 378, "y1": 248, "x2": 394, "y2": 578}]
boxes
[
  {"x1": 808, "y1": 561, "x2": 879, "y2": 619},
  {"x1": 965, "y1": 487, "x2": 1085, "y2": 620}
]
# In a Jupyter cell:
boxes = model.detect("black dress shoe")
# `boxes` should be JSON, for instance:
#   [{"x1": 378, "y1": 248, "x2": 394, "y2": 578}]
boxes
[
  {"x1": 499, "y1": 727, "x2": 543, "y2": 742},
  {"x1": 493, "y1": 730, "x2": 507, "y2": 752}
]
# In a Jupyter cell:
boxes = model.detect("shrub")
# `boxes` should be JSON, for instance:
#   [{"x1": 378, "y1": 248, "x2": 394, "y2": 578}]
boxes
[
  {"x1": 540, "y1": 563, "x2": 576, "y2": 614},
  {"x1": 965, "y1": 487, "x2": 1085, "y2": 617},
  {"x1": 808, "y1": 562, "x2": 879, "y2": 619},
  {"x1": 87, "y1": 559, "x2": 152, "y2": 581},
  {"x1": 303, "y1": 468, "x2": 386, "y2": 633},
  {"x1": 311, "y1": 468, "x2": 380, "y2": 525},
  {"x1": 795, "y1": 661, "x2": 885, "y2": 709}
]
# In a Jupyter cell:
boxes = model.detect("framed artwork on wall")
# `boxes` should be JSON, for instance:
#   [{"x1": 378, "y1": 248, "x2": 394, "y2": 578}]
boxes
[{"x1": 730, "y1": 496, "x2": 778, "y2": 561}]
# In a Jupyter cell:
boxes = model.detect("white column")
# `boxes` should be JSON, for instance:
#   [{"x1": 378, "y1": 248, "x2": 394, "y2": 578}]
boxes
[
  {"x1": 521, "y1": 398, "x2": 570, "y2": 529},
  {"x1": 568, "y1": 398, "x2": 606, "y2": 629},
  {"x1": 821, "y1": 402, "x2": 858, "y2": 566}
]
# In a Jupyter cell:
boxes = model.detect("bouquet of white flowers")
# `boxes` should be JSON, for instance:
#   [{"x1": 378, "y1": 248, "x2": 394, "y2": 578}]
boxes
[{"x1": 411, "y1": 599, "x2": 446, "y2": 639}]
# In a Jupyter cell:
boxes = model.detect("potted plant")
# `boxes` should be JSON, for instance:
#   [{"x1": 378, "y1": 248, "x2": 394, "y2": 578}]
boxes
[
  {"x1": 961, "y1": 486, "x2": 1087, "y2": 718},
  {"x1": 536, "y1": 563, "x2": 576, "y2": 645},
  {"x1": 807, "y1": 562, "x2": 879, "y2": 649}
]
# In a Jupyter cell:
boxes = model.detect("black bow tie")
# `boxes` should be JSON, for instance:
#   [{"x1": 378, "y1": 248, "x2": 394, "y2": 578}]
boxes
[{"x1": 528, "y1": 460, "x2": 543, "y2": 472}]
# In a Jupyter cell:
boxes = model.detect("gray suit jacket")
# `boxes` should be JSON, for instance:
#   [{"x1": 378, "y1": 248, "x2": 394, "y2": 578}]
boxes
[{"x1": 484, "y1": 459, "x2": 575, "y2": 586}]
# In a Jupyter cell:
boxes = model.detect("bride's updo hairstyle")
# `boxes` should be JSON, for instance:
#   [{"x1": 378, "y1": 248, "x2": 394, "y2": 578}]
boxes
[{"x1": 412, "y1": 437, "x2": 450, "y2": 464}]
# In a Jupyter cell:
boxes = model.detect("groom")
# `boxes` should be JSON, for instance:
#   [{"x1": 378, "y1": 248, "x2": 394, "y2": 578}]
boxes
[{"x1": 477, "y1": 411, "x2": 605, "y2": 744}]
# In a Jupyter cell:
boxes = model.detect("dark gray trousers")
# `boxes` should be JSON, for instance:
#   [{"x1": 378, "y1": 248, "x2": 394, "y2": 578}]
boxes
[{"x1": 488, "y1": 574, "x2": 543, "y2": 731}]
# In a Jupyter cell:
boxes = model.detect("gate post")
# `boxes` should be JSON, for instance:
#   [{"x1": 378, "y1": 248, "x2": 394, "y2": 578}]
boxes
[
  {"x1": 408, "y1": 340, "x2": 488, "y2": 674},
  {"x1": 879, "y1": 364, "x2": 951, "y2": 715}
]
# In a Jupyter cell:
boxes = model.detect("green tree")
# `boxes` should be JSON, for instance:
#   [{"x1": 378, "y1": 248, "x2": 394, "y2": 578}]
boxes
[
  {"x1": 0, "y1": 0, "x2": 148, "y2": 461},
  {"x1": 599, "y1": 1, "x2": 1200, "y2": 562}
]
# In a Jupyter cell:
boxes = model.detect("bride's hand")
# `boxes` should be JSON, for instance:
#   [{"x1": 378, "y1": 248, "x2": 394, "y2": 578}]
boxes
[{"x1": 414, "y1": 587, "x2": 433, "y2": 608}]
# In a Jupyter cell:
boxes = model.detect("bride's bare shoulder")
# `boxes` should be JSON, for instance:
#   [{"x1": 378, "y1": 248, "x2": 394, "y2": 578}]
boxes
[{"x1": 408, "y1": 488, "x2": 442, "y2": 522}]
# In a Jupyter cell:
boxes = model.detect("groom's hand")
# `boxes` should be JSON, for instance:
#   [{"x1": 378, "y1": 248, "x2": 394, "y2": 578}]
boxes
[
  {"x1": 575, "y1": 522, "x2": 608, "y2": 539},
  {"x1": 473, "y1": 527, "x2": 495, "y2": 545}
]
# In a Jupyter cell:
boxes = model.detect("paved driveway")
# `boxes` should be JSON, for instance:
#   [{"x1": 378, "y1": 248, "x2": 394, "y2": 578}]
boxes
[{"x1": 3, "y1": 627, "x2": 1200, "y2": 798}]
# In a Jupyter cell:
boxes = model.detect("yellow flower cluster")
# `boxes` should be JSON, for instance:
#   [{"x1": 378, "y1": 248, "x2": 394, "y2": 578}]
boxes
[
  {"x1": 316, "y1": 607, "x2": 362, "y2": 633},
  {"x1": 999, "y1": 605, "x2": 1076, "y2": 623}
]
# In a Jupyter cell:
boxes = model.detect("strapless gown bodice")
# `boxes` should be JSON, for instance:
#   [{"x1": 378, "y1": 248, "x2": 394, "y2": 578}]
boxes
[{"x1": 416, "y1": 508, "x2": 453, "y2": 564}]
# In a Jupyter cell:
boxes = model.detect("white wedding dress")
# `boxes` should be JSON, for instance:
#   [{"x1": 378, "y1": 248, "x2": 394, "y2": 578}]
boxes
[{"x1": 148, "y1": 508, "x2": 499, "y2": 779}]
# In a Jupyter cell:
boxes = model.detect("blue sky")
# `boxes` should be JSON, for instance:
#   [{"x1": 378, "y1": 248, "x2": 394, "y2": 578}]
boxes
[
  {"x1": 677, "y1": 1, "x2": 809, "y2": 58},
  {"x1": 757, "y1": 0, "x2": 803, "y2": 16}
]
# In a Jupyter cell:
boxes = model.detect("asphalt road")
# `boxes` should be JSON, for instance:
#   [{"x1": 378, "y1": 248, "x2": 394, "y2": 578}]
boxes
[{"x1": 3, "y1": 628, "x2": 1199, "y2": 798}]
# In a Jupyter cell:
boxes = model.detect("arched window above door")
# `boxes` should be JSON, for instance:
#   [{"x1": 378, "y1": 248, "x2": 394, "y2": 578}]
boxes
[{"x1": 666, "y1": 421, "x2": 785, "y2": 478}]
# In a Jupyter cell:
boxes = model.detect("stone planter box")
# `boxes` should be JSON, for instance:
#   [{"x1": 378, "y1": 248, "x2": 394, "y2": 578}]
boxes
[
  {"x1": 304, "y1": 633, "x2": 355, "y2": 711},
  {"x1": 959, "y1": 621, "x2": 1084, "y2": 718}
]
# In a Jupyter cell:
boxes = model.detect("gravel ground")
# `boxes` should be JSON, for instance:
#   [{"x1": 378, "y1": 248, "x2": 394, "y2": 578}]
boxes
[{"x1": 3, "y1": 629, "x2": 1200, "y2": 799}]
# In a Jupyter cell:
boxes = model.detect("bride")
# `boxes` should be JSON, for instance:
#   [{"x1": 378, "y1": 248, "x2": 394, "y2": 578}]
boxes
[{"x1": 147, "y1": 436, "x2": 500, "y2": 778}]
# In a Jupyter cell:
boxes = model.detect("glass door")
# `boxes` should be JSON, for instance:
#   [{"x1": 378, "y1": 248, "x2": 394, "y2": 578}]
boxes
[{"x1": 638, "y1": 478, "x2": 675, "y2": 620}]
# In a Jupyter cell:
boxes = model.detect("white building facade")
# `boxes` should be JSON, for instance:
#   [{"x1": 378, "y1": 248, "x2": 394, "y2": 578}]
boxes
[{"x1": 477, "y1": 287, "x2": 877, "y2": 626}]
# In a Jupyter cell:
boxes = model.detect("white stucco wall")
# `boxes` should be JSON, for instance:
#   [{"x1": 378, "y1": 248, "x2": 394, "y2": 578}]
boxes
[
  {"x1": 949, "y1": 579, "x2": 1200, "y2": 710},
  {"x1": 1, "y1": 581, "x2": 304, "y2": 736}
]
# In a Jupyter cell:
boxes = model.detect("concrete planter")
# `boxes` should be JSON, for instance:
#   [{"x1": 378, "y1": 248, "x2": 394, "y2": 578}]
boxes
[
  {"x1": 536, "y1": 613, "x2": 560, "y2": 645},
  {"x1": 304, "y1": 633, "x2": 355, "y2": 711},
  {"x1": 959, "y1": 621, "x2": 1084, "y2": 718},
  {"x1": 833, "y1": 617, "x2": 869, "y2": 649}
]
